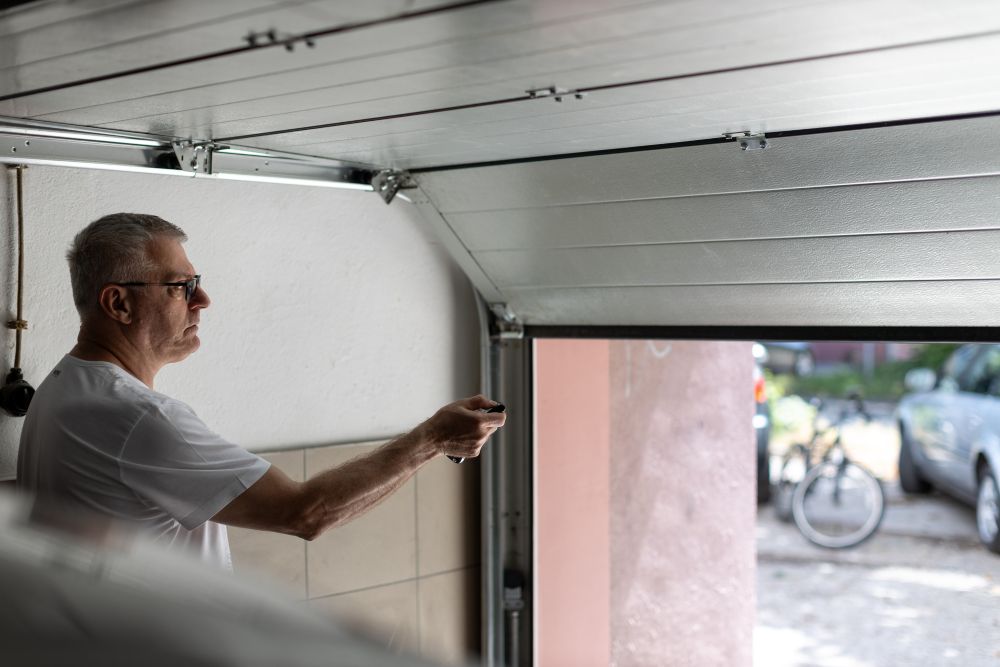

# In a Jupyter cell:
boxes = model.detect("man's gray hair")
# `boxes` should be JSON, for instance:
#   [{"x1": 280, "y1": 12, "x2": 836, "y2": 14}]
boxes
[{"x1": 67, "y1": 213, "x2": 187, "y2": 315}]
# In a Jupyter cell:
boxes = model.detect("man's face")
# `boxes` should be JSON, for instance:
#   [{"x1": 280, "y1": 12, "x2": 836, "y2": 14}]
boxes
[{"x1": 129, "y1": 236, "x2": 210, "y2": 367}]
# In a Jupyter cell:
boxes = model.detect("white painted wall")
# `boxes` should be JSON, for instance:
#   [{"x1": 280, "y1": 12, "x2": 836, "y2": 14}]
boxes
[{"x1": 0, "y1": 166, "x2": 481, "y2": 479}]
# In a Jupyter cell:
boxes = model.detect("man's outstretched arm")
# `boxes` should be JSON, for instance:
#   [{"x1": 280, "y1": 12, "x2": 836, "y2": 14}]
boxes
[{"x1": 212, "y1": 395, "x2": 506, "y2": 540}]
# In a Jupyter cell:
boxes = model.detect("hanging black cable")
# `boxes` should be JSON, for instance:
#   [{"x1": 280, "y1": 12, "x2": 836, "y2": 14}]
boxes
[{"x1": 2, "y1": 166, "x2": 35, "y2": 417}]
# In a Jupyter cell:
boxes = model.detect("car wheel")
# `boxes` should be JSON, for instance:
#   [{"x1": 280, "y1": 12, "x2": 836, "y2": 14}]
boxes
[
  {"x1": 976, "y1": 467, "x2": 1000, "y2": 554},
  {"x1": 898, "y1": 425, "x2": 932, "y2": 494},
  {"x1": 757, "y1": 452, "x2": 771, "y2": 504}
]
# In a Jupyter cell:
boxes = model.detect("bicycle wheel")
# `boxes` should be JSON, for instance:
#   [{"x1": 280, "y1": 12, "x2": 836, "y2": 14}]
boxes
[
  {"x1": 792, "y1": 460, "x2": 885, "y2": 549},
  {"x1": 774, "y1": 444, "x2": 809, "y2": 522}
]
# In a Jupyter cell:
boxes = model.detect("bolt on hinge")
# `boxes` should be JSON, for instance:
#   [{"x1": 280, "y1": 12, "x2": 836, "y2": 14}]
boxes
[
  {"x1": 724, "y1": 131, "x2": 768, "y2": 151},
  {"x1": 526, "y1": 85, "x2": 586, "y2": 103},
  {"x1": 371, "y1": 169, "x2": 416, "y2": 205},
  {"x1": 172, "y1": 140, "x2": 229, "y2": 174}
]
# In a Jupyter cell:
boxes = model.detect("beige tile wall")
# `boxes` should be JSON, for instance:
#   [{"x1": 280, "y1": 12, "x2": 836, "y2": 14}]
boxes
[{"x1": 228, "y1": 442, "x2": 481, "y2": 666}]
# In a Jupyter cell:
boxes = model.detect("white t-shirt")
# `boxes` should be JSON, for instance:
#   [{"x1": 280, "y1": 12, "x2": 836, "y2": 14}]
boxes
[{"x1": 17, "y1": 355, "x2": 271, "y2": 570}]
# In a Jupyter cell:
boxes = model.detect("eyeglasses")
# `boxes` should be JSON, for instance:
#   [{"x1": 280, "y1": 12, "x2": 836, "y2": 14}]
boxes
[{"x1": 117, "y1": 275, "x2": 201, "y2": 302}]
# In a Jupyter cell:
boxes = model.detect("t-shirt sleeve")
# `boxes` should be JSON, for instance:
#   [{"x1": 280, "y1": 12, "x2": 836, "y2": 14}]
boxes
[{"x1": 118, "y1": 400, "x2": 271, "y2": 530}]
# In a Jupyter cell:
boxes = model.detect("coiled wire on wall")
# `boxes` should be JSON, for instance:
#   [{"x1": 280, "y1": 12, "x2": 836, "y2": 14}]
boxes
[{"x1": 2, "y1": 165, "x2": 34, "y2": 416}]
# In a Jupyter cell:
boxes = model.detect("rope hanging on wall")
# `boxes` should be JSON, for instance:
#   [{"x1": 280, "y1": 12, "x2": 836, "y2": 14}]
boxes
[{"x1": 2, "y1": 165, "x2": 35, "y2": 417}]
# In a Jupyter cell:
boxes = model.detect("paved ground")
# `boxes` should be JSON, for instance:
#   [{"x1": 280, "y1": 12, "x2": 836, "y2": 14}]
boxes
[{"x1": 756, "y1": 483, "x2": 1000, "y2": 666}]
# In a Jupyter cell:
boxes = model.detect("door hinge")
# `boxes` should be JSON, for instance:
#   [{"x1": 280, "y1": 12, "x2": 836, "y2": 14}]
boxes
[
  {"x1": 724, "y1": 131, "x2": 768, "y2": 151},
  {"x1": 371, "y1": 169, "x2": 417, "y2": 204},
  {"x1": 490, "y1": 303, "x2": 523, "y2": 340},
  {"x1": 172, "y1": 140, "x2": 229, "y2": 174}
]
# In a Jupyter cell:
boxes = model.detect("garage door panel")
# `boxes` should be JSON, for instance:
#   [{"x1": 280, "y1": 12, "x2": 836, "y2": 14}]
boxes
[
  {"x1": 32, "y1": 0, "x2": 789, "y2": 127},
  {"x1": 70, "y1": 7, "x2": 1000, "y2": 139},
  {"x1": 506, "y1": 281, "x2": 1000, "y2": 327},
  {"x1": 0, "y1": 0, "x2": 282, "y2": 45},
  {"x1": 235, "y1": 33, "x2": 1000, "y2": 163},
  {"x1": 6, "y1": 0, "x2": 998, "y2": 172},
  {"x1": 417, "y1": 116, "x2": 1000, "y2": 213},
  {"x1": 448, "y1": 177, "x2": 1000, "y2": 251},
  {"x1": 320, "y1": 90, "x2": 1000, "y2": 169},
  {"x1": 474, "y1": 231, "x2": 1000, "y2": 289},
  {"x1": 0, "y1": 0, "x2": 459, "y2": 85},
  {"x1": 5, "y1": 0, "x2": 736, "y2": 120}
]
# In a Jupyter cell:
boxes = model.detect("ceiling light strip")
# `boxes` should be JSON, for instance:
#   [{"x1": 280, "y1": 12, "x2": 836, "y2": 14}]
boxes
[{"x1": 0, "y1": 122, "x2": 377, "y2": 191}]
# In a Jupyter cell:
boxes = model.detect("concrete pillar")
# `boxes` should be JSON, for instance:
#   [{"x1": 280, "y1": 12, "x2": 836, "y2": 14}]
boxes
[
  {"x1": 609, "y1": 340, "x2": 755, "y2": 667},
  {"x1": 536, "y1": 339, "x2": 755, "y2": 667}
]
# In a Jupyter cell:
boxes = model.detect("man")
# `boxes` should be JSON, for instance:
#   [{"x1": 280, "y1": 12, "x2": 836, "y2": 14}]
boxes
[{"x1": 17, "y1": 213, "x2": 506, "y2": 571}]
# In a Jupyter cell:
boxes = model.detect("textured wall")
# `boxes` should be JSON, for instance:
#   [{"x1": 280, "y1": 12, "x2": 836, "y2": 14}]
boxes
[
  {"x1": 0, "y1": 166, "x2": 480, "y2": 478},
  {"x1": 609, "y1": 340, "x2": 755, "y2": 667}
]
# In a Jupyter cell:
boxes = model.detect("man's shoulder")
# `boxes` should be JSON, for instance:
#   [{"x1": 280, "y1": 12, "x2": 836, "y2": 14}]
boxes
[{"x1": 45, "y1": 356, "x2": 181, "y2": 418}]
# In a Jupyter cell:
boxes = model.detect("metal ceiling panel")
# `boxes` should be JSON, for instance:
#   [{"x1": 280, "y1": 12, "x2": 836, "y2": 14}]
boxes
[
  {"x1": 220, "y1": 31, "x2": 1000, "y2": 168},
  {"x1": 446, "y1": 177, "x2": 1000, "y2": 252},
  {"x1": 1, "y1": 0, "x2": 649, "y2": 117},
  {"x1": 0, "y1": 0, "x2": 451, "y2": 78},
  {"x1": 474, "y1": 231, "x2": 1000, "y2": 288},
  {"x1": 0, "y1": 0, "x2": 138, "y2": 38},
  {"x1": 416, "y1": 115, "x2": 1000, "y2": 212},
  {"x1": 3, "y1": 0, "x2": 999, "y2": 168},
  {"x1": 414, "y1": 115, "x2": 1000, "y2": 327},
  {"x1": 503, "y1": 281, "x2": 1000, "y2": 328},
  {"x1": 40, "y1": 0, "x2": 852, "y2": 126}
]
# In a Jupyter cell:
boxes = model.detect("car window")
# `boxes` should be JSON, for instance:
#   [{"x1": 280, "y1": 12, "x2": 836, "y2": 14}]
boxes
[
  {"x1": 958, "y1": 345, "x2": 1000, "y2": 394},
  {"x1": 943, "y1": 345, "x2": 981, "y2": 384}
]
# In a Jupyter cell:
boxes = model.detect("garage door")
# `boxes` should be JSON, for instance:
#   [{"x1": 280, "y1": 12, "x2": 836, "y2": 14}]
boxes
[
  {"x1": 412, "y1": 114, "x2": 1000, "y2": 333},
  {"x1": 3, "y1": 0, "x2": 1000, "y2": 333}
]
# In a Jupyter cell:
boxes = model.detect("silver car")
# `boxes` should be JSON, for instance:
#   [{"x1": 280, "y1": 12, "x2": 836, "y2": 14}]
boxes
[{"x1": 897, "y1": 344, "x2": 1000, "y2": 554}]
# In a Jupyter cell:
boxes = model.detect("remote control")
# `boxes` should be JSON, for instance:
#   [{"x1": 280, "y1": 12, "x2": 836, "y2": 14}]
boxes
[{"x1": 448, "y1": 403, "x2": 505, "y2": 464}]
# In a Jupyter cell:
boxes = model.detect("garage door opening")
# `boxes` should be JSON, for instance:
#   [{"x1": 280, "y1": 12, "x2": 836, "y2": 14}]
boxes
[{"x1": 530, "y1": 338, "x2": 1000, "y2": 667}]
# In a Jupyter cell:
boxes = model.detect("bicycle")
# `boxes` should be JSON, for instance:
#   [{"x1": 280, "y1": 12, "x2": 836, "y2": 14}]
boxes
[{"x1": 773, "y1": 394, "x2": 886, "y2": 549}]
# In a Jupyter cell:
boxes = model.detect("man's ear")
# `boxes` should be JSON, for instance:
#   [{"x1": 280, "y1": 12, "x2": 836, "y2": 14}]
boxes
[{"x1": 97, "y1": 285, "x2": 133, "y2": 324}]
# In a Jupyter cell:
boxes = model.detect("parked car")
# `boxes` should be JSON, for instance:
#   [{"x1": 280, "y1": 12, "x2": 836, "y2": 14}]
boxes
[
  {"x1": 758, "y1": 341, "x2": 814, "y2": 377},
  {"x1": 896, "y1": 344, "x2": 1000, "y2": 554},
  {"x1": 753, "y1": 346, "x2": 771, "y2": 503}
]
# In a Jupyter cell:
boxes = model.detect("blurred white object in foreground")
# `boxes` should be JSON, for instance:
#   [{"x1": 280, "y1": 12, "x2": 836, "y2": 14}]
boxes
[{"x1": 0, "y1": 490, "x2": 463, "y2": 667}]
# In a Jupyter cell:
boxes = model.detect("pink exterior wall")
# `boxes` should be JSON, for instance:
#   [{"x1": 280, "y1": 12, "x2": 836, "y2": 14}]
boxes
[
  {"x1": 535, "y1": 340, "x2": 755, "y2": 667},
  {"x1": 535, "y1": 339, "x2": 611, "y2": 667},
  {"x1": 609, "y1": 341, "x2": 755, "y2": 667}
]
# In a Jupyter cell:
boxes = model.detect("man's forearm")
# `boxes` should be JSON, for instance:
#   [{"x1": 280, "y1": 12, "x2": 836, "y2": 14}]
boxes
[
  {"x1": 213, "y1": 395, "x2": 504, "y2": 539},
  {"x1": 297, "y1": 428, "x2": 439, "y2": 539}
]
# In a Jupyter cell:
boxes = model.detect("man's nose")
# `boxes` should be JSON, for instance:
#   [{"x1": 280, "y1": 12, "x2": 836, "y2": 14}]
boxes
[{"x1": 190, "y1": 285, "x2": 210, "y2": 309}]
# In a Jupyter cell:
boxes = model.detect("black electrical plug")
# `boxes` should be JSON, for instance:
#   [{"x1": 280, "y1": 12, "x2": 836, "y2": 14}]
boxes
[{"x1": 1, "y1": 367, "x2": 34, "y2": 416}]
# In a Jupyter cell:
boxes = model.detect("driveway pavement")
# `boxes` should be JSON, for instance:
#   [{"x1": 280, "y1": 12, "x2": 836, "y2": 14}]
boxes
[{"x1": 756, "y1": 483, "x2": 1000, "y2": 667}]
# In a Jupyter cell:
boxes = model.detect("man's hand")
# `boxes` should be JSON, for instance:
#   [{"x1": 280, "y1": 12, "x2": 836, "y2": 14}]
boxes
[{"x1": 418, "y1": 395, "x2": 507, "y2": 461}]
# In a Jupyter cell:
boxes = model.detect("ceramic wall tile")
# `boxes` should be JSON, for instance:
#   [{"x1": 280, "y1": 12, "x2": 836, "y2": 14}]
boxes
[
  {"x1": 310, "y1": 580, "x2": 420, "y2": 657},
  {"x1": 228, "y1": 449, "x2": 306, "y2": 598},
  {"x1": 418, "y1": 568, "x2": 480, "y2": 665},
  {"x1": 416, "y1": 456, "x2": 479, "y2": 577},
  {"x1": 306, "y1": 442, "x2": 417, "y2": 597}
]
